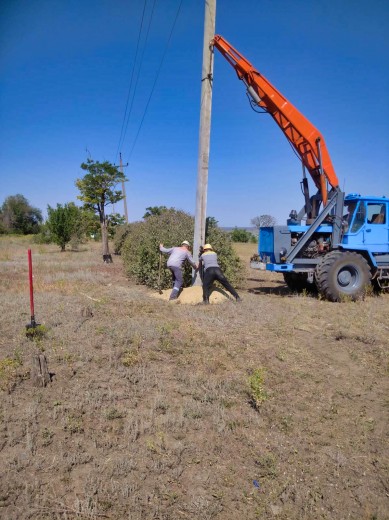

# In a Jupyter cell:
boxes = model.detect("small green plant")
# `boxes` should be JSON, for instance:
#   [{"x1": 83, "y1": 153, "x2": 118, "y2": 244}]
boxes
[
  {"x1": 55, "y1": 349, "x2": 76, "y2": 363},
  {"x1": 363, "y1": 418, "x2": 376, "y2": 432},
  {"x1": 121, "y1": 350, "x2": 139, "y2": 367},
  {"x1": 158, "y1": 324, "x2": 174, "y2": 351},
  {"x1": 42, "y1": 427, "x2": 54, "y2": 446},
  {"x1": 98, "y1": 499, "x2": 113, "y2": 512},
  {"x1": 248, "y1": 368, "x2": 267, "y2": 408},
  {"x1": 25, "y1": 324, "x2": 48, "y2": 341},
  {"x1": 146, "y1": 439, "x2": 158, "y2": 453},
  {"x1": 279, "y1": 415, "x2": 294, "y2": 433},
  {"x1": 129, "y1": 332, "x2": 143, "y2": 349},
  {"x1": 183, "y1": 404, "x2": 203, "y2": 420},
  {"x1": 0, "y1": 356, "x2": 23, "y2": 390},
  {"x1": 254, "y1": 453, "x2": 277, "y2": 478},
  {"x1": 155, "y1": 399, "x2": 169, "y2": 414},
  {"x1": 338, "y1": 292, "x2": 355, "y2": 303},
  {"x1": 13, "y1": 348, "x2": 23, "y2": 366},
  {"x1": 105, "y1": 408, "x2": 125, "y2": 420},
  {"x1": 64, "y1": 414, "x2": 84, "y2": 434}
]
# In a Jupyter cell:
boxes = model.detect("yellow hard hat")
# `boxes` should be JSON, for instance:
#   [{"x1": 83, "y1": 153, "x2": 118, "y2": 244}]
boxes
[{"x1": 203, "y1": 244, "x2": 213, "y2": 250}]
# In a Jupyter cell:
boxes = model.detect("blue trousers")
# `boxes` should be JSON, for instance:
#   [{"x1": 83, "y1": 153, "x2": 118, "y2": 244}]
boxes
[{"x1": 169, "y1": 266, "x2": 183, "y2": 299}]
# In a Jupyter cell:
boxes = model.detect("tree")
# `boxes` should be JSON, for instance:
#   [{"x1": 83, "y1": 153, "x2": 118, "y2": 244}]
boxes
[
  {"x1": 0, "y1": 210, "x2": 6, "y2": 234},
  {"x1": 0, "y1": 194, "x2": 42, "y2": 234},
  {"x1": 251, "y1": 214, "x2": 277, "y2": 229},
  {"x1": 143, "y1": 206, "x2": 168, "y2": 219},
  {"x1": 205, "y1": 216, "x2": 218, "y2": 234},
  {"x1": 76, "y1": 159, "x2": 127, "y2": 262},
  {"x1": 107, "y1": 212, "x2": 126, "y2": 238},
  {"x1": 47, "y1": 203, "x2": 82, "y2": 251},
  {"x1": 78, "y1": 208, "x2": 100, "y2": 238}
]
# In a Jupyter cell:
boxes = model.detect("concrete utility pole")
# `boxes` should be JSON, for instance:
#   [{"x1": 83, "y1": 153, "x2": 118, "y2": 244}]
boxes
[
  {"x1": 193, "y1": 0, "x2": 216, "y2": 284},
  {"x1": 119, "y1": 153, "x2": 129, "y2": 223}
]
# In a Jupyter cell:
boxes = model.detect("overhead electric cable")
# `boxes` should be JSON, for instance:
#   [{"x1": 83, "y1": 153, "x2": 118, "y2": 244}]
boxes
[
  {"x1": 115, "y1": 0, "x2": 148, "y2": 162},
  {"x1": 127, "y1": 0, "x2": 183, "y2": 161},
  {"x1": 118, "y1": 0, "x2": 157, "y2": 157}
]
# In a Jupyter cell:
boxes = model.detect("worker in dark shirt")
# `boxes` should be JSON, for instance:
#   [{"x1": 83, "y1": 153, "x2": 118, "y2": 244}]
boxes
[{"x1": 199, "y1": 244, "x2": 241, "y2": 304}]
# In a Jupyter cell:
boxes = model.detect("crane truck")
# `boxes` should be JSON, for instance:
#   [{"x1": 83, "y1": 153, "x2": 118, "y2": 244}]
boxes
[{"x1": 211, "y1": 35, "x2": 389, "y2": 302}]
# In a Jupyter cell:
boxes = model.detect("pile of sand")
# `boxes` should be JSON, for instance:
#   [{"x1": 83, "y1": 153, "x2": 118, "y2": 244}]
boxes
[{"x1": 150, "y1": 285, "x2": 232, "y2": 305}]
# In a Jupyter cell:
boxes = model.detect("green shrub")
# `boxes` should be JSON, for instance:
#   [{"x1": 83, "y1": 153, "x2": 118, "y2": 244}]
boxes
[
  {"x1": 113, "y1": 224, "x2": 131, "y2": 254},
  {"x1": 230, "y1": 227, "x2": 256, "y2": 243},
  {"x1": 121, "y1": 209, "x2": 244, "y2": 290},
  {"x1": 33, "y1": 223, "x2": 53, "y2": 244},
  {"x1": 248, "y1": 368, "x2": 267, "y2": 408}
]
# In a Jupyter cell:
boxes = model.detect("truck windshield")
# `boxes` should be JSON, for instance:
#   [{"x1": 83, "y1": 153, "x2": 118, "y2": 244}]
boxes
[{"x1": 344, "y1": 202, "x2": 356, "y2": 228}]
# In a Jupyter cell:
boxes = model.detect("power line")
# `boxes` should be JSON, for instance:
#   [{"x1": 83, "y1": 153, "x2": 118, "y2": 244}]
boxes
[
  {"x1": 118, "y1": 0, "x2": 157, "y2": 159},
  {"x1": 127, "y1": 0, "x2": 183, "y2": 161},
  {"x1": 115, "y1": 0, "x2": 148, "y2": 162}
]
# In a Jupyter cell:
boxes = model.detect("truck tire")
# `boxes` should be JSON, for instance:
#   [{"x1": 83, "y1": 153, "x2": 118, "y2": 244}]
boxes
[
  {"x1": 283, "y1": 272, "x2": 316, "y2": 293},
  {"x1": 315, "y1": 251, "x2": 371, "y2": 302}
]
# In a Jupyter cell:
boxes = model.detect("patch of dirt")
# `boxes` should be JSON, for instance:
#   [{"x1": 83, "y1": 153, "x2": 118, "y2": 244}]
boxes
[
  {"x1": 0, "y1": 238, "x2": 388, "y2": 520},
  {"x1": 150, "y1": 285, "x2": 233, "y2": 304}
]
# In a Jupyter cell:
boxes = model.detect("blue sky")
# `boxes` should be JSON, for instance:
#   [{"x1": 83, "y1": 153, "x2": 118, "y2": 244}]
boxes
[{"x1": 1, "y1": 0, "x2": 388, "y2": 226}]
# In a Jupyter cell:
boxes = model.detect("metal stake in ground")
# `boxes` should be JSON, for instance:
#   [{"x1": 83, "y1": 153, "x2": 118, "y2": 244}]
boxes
[{"x1": 27, "y1": 249, "x2": 39, "y2": 330}]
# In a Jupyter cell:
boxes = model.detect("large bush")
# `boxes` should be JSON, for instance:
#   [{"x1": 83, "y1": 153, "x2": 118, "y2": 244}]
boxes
[
  {"x1": 113, "y1": 223, "x2": 132, "y2": 254},
  {"x1": 33, "y1": 223, "x2": 53, "y2": 244},
  {"x1": 121, "y1": 209, "x2": 244, "y2": 290},
  {"x1": 230, "y1": 227, "x2": 257, "y2": 243}
]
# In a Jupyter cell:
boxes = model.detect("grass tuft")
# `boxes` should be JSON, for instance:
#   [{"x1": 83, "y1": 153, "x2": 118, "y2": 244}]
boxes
[{"x1": 248, "y1": 368, "x2": 267, "y2": 408}]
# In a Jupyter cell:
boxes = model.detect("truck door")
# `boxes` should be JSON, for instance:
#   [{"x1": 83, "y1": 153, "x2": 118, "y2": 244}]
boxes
[
  {"x1": 344, "y1": 201, "x2": 388, "y2": 253},
  {"x1": 364, "y1": 202, "x2": 388, "y2": 252}
]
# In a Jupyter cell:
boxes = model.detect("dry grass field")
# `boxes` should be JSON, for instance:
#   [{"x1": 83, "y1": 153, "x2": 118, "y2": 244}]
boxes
[{"x1": 0, "y1": 236, "x2": 388, "y2": 520}]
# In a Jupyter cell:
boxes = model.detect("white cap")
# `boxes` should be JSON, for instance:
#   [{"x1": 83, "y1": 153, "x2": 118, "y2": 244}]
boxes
[{"x1": 181, "y1": 240, "x2": 190, "y2": 247}]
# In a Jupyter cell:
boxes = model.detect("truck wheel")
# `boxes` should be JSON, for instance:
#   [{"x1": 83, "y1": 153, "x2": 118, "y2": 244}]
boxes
[
  {"x1": 283, "y1": 272, "x2": 316, "y2": 293},
  {"x1": 315, "y1": 251, "x2": 371, "y2": 302}
]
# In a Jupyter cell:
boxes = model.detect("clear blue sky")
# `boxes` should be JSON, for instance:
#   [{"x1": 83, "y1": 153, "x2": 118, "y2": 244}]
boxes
[{"x1": 1, "y1": 0, "x2": 388, "y2": 226}]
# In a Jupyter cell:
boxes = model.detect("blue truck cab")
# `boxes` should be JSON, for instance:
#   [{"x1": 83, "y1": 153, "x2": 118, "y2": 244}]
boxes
[
  {"x1": 255, "y1": 192, "x2": 389, "y2": 300},
  {"x1": 342, "y1": 194, "x2": 388, "y2": 254}
]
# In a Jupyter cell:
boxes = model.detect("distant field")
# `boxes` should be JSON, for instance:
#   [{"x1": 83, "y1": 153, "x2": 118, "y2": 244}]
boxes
[{"x1": 0, "y1": 236, "x2": 388, "y2": 520}]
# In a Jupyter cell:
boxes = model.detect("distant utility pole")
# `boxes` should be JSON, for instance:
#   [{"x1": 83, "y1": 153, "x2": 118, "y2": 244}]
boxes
[
  {"x1": 119, "y1": 153, "x2": 129, "y2": 223},
  {"x1": 193, "y1": 0, "x2": 216, "y2": 284}
]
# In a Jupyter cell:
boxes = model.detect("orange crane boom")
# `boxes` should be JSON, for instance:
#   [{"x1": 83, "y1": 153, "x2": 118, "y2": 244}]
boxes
[{"x1": 211, "y1": 35, "x2": 340, "y2": 206}]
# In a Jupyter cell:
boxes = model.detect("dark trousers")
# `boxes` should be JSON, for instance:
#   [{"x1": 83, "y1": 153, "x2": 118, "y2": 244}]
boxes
[{"x1": 203, "y1": 267, "x2": 239, "y2": 301}]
